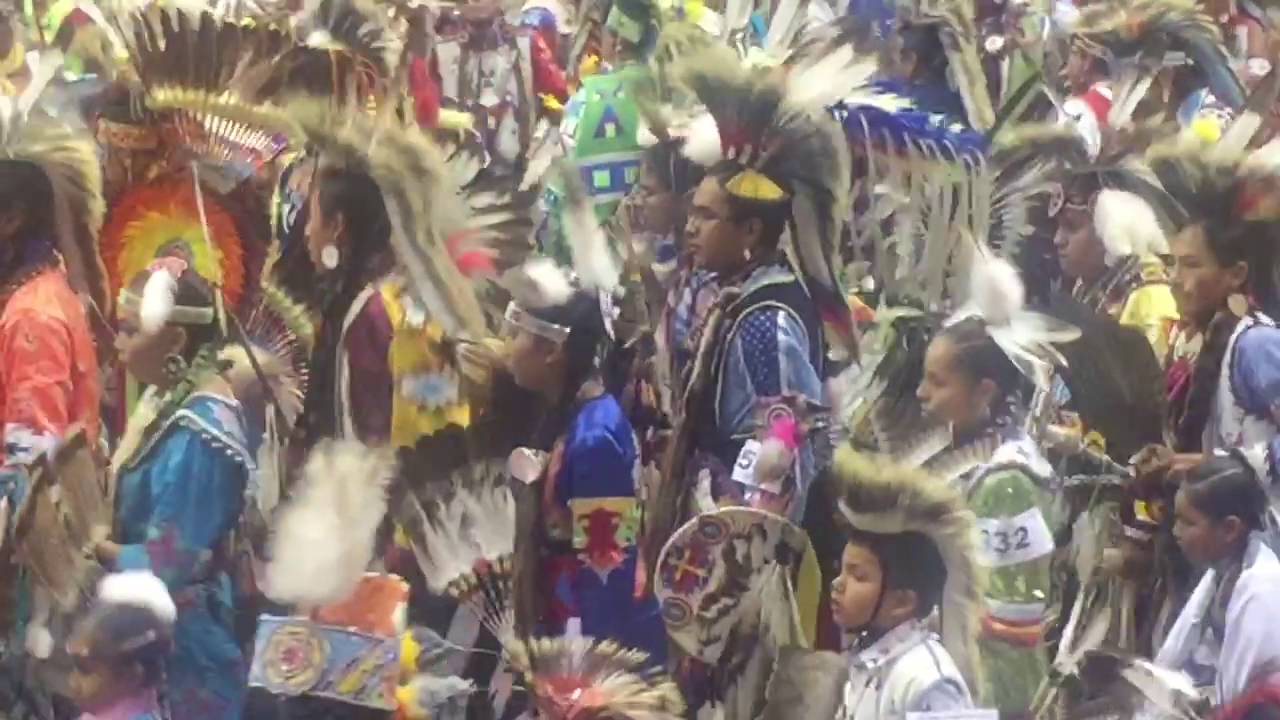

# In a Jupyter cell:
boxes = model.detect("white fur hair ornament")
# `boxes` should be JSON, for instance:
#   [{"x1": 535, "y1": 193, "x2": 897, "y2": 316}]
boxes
[
  {"x1": 97, "y1": 570, "x2": 178, "y2": 626},
  {"x1": 947, "y1": 251, "x2": 1080, "y2": 388},
  {"x1": 1092, "y1": 189, "x2": 1169, "y2": 261},
  {"x1": 264, "y1": 440, "x2": 396, "y2": 609},
  {"x1": 139, "y1": 256, "x2": 189, "y2": 336}
]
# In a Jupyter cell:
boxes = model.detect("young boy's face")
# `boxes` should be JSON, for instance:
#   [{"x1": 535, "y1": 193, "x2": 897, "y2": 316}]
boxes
[{"x1": 830, "y1": 542, "x2": 884, "y2": 631}]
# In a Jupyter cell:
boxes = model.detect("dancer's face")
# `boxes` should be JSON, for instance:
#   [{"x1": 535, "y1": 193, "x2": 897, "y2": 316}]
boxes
[
  {"x1": 830, "y1": 542, "x2": 883, "y2": 631},
  {"x1": 1172, "y1": 486, "x2": 1246, "y2": 566},
  {"x1": 917, "y1": 335, "x2": 997, "y2": 435},
  {"x1": 115, "y1": 299, "x2": 187, "y2": 388},
  {"x1": 1169, "y1": 223, "x2": 1247, "y2": 325},
  {"x1": 505, "y1": 327, "x2": 565, "y2": 396},
  {"x1": 685, "y1": 176, "x2": 751, "y2": 275},
  {"x1": 1053, "y1": 205, "x2": 1107, "y2": 283}
]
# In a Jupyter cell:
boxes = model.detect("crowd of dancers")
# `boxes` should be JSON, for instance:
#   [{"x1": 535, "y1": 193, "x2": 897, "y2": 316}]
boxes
[{"x1": 2, "y1": 0, "x2": 1280, "y2": 717}]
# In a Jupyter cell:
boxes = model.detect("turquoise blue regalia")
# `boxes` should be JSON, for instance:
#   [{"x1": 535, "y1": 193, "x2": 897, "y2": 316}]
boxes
[{"x1": 113, "y1": 389, "x2": 254, "y2": 720}]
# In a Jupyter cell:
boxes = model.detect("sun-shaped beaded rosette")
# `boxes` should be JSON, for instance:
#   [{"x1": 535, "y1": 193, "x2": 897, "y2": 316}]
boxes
[
  {"x1": 100, "y1": 176, "x2": 246, "y2": 309},
  {"x1": 504, "y1": 636, "x2": 685, "y2": 720}
]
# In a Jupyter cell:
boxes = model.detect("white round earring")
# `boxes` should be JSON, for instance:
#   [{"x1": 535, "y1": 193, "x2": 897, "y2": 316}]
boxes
[{"x1": 320, "y1": 245, "x2": 341, "y2": 270}]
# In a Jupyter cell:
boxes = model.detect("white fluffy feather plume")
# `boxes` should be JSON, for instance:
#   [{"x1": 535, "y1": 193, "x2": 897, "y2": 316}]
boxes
[
  {"x1": 1092, "y1": 189, "x2": 1168, "y2": 259},
  {"x1": 968, "y1": 254, "x2": 1026, "y2": 327},
  {"x1": 504, "y1": 257, "x2": 575, "y2": 310},
  {"x1": 98, "y1": 571, "x2": 177, "y2": 626},
  {"x1": 681, "y1": 113, "x2": 725, "y2": 168},
  {"x1": 558, "y1": 163, "x2": 620, "y2": 293},
  {"x1": 265, "y1": 440, "x2": 395, "y2": 608},
  {"x1": 139, "y1": 269, "x2": 178, "y2": 335}
]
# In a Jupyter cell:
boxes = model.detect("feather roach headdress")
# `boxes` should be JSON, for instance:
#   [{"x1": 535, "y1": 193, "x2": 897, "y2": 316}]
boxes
[
  {"x1": 831, "y1": 447, "x2": 985, "y2": 691},
  {"x1": 1069, "y1": 0, "x2": 1245, "y2": 127},
  {"x1": 504, "y1": 637, "x2": 685, "y2": 720},
  {"x1": 0, "y1": 62, "x2": 110, "y2": 314},
  {"x1": 280, "y1": 0, "x2": 403, "y2": 101},
  {"x1": 282, "y1": 98, "x2": 488, "y2": 340},
  {"x1": 674, "y1": 44, "x2": 855, "y2": 352},
  {"x1": 947, "y1": 250, "x2": 1080, "y2": 388}
]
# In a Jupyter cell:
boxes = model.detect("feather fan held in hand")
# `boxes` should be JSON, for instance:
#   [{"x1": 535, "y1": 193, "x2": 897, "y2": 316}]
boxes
[
  {"x1": 264, "y1": 440, "x2": 395, "y2": 609},
  {"x1": 672, "y1": 44, "x2": 856, "y2": 357},
  {"x1": 505, "y1": 636, "x2": 685, "y2": 720},
  {"x1": 395, "y1": 423, "x2": 518, "y2": 644}
]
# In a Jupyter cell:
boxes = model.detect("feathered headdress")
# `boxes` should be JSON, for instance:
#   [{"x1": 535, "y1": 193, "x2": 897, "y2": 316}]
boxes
[
  {"x1": 0, "y1": 60, "x2": 111, "y2": 314},
  {"x1": 264, "y1": 440, "x2": 396, "y2": 608},
  {"x1": 280, "y1": 0, "x2": 403, "y2": 101},
  {"x1": 101, "y1": 176, "x2": 253, "y2": 315},
  {"x1": 1070, "y1": 0, "x2": 1245, "y2": 127},
  {"x1": 674, "y1": 44, "x2": 855, "y2": 353},
  {"x1": 831, "y1": 447, "x2": 985, "y2": 691},
  {"x1": 947, "y1": 251, "x2": 1080, "y2": 388},
  {"x1": 283, "y1": 98, "x2": 487, "y2": 340},
  {"x1": 504, "y1": 637, "x2": 685, "y2": 720},
  {"x1": 894, "y1": 0, "x2": 996, "y2": 131}
]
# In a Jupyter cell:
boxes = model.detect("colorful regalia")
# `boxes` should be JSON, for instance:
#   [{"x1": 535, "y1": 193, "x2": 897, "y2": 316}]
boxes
[
  {"x1": 0, "y1": 53, "x2": 109, "y2": 720},
  {"x1": 758, "y1": 451, "x2": 983, "y2": 720}
]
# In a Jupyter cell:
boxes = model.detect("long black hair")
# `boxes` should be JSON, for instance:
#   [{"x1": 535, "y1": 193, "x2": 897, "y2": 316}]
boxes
[
  {"x1": 1166, "y1": 173, "x2": 1280, "y2": 450},
  {"x1": 297, "y1": 165, "x2": 396, "y2": 444},
  {"x1": 0, "y1": 160, "x2": 56, "y2": 273},
  {"x1": 73, "y1": 602, "x2": 175, "y2": 719}
]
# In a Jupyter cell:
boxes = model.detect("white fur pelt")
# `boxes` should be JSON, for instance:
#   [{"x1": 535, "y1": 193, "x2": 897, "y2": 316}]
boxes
[{"x1": 264, "y1": 440, "x2": 395, "y2": 608}]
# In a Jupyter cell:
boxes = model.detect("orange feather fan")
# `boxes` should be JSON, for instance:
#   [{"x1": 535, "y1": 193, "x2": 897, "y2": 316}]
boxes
[{"x1": 100, "y1": 176, "x2": 246, "y2": 309}]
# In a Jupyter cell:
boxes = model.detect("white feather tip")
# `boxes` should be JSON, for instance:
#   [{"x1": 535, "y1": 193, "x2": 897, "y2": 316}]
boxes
[
  {"x1": 969, "y1": 256, "x2": 1026, "y2": 327},
  {"x1": 139, "y1": 269, "x2": 179, "y2": 336},
  {"x1": 1093, "y1": 189, "x2": 1168, "y2": 258},
  {"x1": 98, "y1": 571, "x2": 178, "y2": 626}
]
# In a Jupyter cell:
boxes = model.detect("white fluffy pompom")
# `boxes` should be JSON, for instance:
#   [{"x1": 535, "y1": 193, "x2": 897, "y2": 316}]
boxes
[
  {"x1": 681, "y1": 113, "x2": 725, "y2": 168},
  {"x1": 264, "y1": 440, "x2": 395, "y2": 608},
  {"x1": 505, "y1": 258, "x2": 575, "y2": 310},
  {"x1": 1093, "y1": 189, "x2": 1168, "y2": 259},
  {"x1": 98, "y1": 571, "x2": 178, "y2": 625},
  {"x1": 969, "y1": 255, "x2": 1026, "y2": 327},
  {"x1": 139, "y1": 269, "x2": 178, "y2": 336}
]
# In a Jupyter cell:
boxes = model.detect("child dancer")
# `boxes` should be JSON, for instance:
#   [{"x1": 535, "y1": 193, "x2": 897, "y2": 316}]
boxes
[
  {"x1": 67, "y1": 571, "x2": 176, "y2": 720},
  {"x1": 1157, "y1": 453, "x2": 1280, "y2": 706}
]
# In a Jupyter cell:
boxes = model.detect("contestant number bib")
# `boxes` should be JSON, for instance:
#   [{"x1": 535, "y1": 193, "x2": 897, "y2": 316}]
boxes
[{"x1": 975, "y1": 507, "x2": 1053, "y2": 567}]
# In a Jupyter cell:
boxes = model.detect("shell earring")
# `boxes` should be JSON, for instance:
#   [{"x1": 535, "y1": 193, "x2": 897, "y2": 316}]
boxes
[{"x1": 321, "y1": 245, "x2": 341, "y2": 270}]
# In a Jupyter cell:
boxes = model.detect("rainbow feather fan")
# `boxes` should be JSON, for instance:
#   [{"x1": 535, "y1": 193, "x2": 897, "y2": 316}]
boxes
[{"x1": 99, "y1": 175, "x2": 246, "y2": 308}]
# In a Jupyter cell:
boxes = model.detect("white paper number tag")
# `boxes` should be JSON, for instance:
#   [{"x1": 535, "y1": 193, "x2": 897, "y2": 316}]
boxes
[
  {"x1": 731, "y1": 440, "x2": 766, "y2": 488},
  {"x1": 907, "y1": 710, "x2": 998, "y2": 720},
  {"x1": 975, "y1": 507, "x2": 1054, "y2": 568}
]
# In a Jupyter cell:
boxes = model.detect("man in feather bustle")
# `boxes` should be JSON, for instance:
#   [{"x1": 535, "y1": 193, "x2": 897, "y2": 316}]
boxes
[{"x1": 639, "y1": 42, "x2": 856, "y2": 718}]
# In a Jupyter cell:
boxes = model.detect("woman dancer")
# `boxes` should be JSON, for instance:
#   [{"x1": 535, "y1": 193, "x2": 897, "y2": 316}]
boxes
[
  {"x1": 915, "y1": 256, "x2": 1077, "y2": 716},
  {"x1": 98, "y1": 255, "x2": 253, "y2": 719}
]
